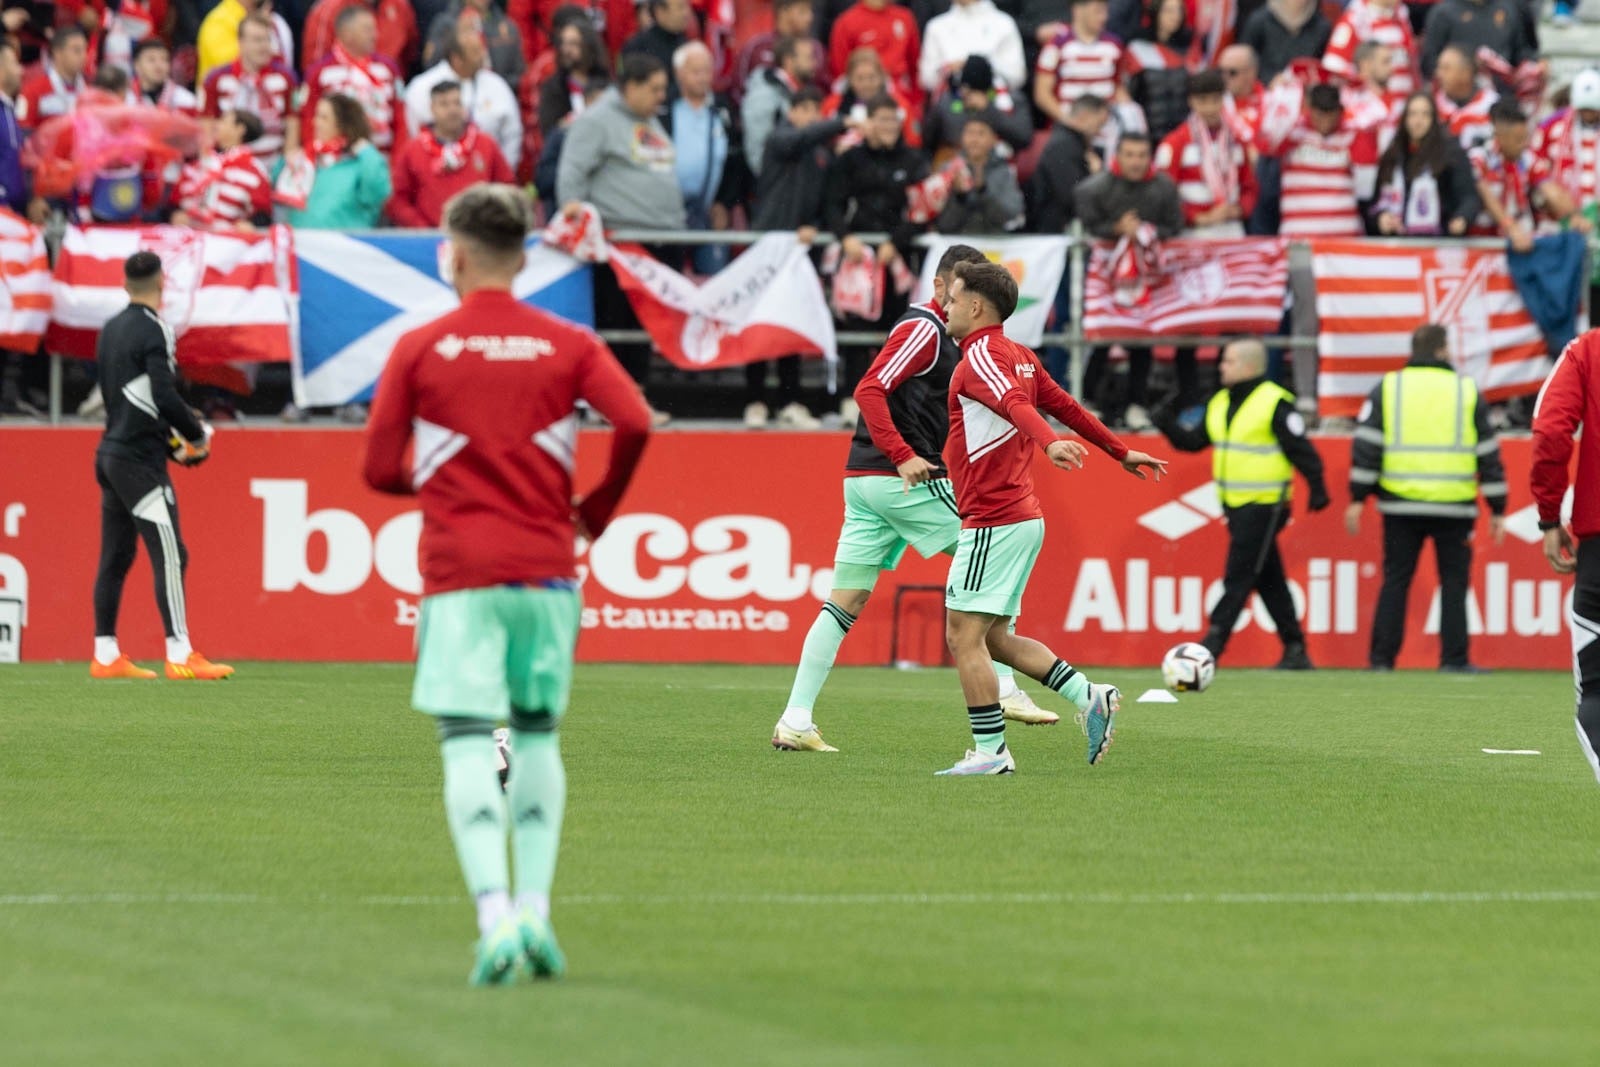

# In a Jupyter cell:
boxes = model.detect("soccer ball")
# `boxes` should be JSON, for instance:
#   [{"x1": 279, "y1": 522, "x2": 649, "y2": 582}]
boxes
[{"x1": 1161, "y1": 643, "x2": 1216, "y2": 692}]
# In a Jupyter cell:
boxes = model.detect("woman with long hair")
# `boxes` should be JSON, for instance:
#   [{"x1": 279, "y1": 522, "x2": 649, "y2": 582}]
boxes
[
  {"x1": 537, "y1": 9, "x2": 610, "y2": 136},
  {"x1": 1373, "y1": 92, "x2": 1480, "y2": 236},
  {"x1": 274, "y1": 93, "x2": 392, "y2": 230}
]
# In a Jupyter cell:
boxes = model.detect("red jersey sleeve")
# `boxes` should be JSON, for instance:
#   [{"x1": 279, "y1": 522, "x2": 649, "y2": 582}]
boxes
[
  {"x1": 1531, "y1": 337, "x2": 1588, "y2": 525},
  {"x1": 964, "y1": 336, "x2": 1060, "y2": 452},
  {"x1": 1036, "y1": 370, "x2": 1129, "y2": 460},
  {"x1": 573, "y1": 331, "x2": 653, "y2": 537},
  {"x1": 852, "y1": 314, "x2": 941, "y2": 467},
  {"x1": 362, "y1": 329, "x2": 421, "y2": 494}
]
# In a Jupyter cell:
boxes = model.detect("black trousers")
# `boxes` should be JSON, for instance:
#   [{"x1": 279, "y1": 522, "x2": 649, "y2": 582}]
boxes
[
  {"x1": 93, "y1": 453, "x2": 189, "y2": 640},
  {"x1": 1204, "y1": 501, "x2": 1303, "y2": 657},
  {"x1": 1082, "y1": 346, "x2": 1199, "y2": 412},
  {"x1": 1572, "y1": 537, "x2": 1600, "y2": 784},
  {"x1": 743, "y1": 356, "x2": 802, "y2": 409},
  {"x1": 1369, "y1": 513, "x2": 1474, "y2": 669}
]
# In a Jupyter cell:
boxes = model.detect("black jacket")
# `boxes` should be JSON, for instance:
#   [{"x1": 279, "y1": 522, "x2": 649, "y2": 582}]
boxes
[
  {"x1": 1156, "y1": 375, "x2": 1330, "y2": 509},
  {"x1": 1237, "y1": 5, "x2": 1333, "y2": 85},
  {"x1": 1373, "y1": 138, "x2": 1482, "y2": 234},
  {"x1": 752, "y1": 117, "x2": 845, "y2": 230},
  {"x1": 96, "y1": 304, "x2": 205, "y2": 467},
  {"x1": 1125, "y1": 52, "x2": 1191, "y2": 147},
  {"x1": 620, "y1": 26, "x2": 689, "y2": 85},
  {"x1": 1074, "y1": 169, "x2": 1184, "y2": 240},
  {"x1": 921, "y1": 90, "x2": 1034, "y2": 156},
  {"x1": 1029, "y1": 123, "x2": 1095, "y2": 233},
  {"x1": 1420, "y1": 0, "x2": 1536, "y2": 82},
  {"x1": 844, "y1": 302, "x2": 962, "y2": 476},
  {"x1": 823, "y1": 139, "x2": 930, "y2": 256}
]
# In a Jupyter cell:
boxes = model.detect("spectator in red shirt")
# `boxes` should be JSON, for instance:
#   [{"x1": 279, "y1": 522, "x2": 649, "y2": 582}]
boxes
[
  {"x1": 172, "y1": 109, "x2": 275, "y2": 231},
  {"x1": 828, "y1": 0, "x2": 921, "y2": 111},
  {"x1": 390, "y1": 79, "x2": 515, "y2": 227},
  {"x1": 300, "y1": 5, "x2": 409, "y2": 155},
  {"x1": 301, "y1": 0, "x2": 419, "y2": 77},
  {"x1": 17, "y1": 24, "x2": 87, "y2": 130}
]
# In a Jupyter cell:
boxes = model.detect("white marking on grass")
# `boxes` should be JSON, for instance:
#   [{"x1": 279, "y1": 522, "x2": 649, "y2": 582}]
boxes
[
  {"x1": 1482, "y1": 749, "x2": 1542, "y2": 755},
  {"x1": 3, "y1": 890, "x2": 1599, "y2": 907}
]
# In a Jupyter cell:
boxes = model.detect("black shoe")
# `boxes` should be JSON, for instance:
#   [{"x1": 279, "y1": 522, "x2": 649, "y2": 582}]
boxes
[
  {"x1": 1276, "y1": 642, "x2": 1313, "y2": 670},
  {"x1": 1368, "y1": 662, "x2": 1394, "y2": 672},
  {"x1": 1439, "y1": 663, "x2": 1491, "y2": 675}
]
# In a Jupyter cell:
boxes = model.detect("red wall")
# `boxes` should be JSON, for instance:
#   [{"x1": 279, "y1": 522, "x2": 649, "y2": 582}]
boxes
[{"x1": 0, "y1": 428, "x2": 1573, "y2": 668}]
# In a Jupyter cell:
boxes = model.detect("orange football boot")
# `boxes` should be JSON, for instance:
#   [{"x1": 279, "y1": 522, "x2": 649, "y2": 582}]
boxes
[
  {"x1": 89, "y1": 655, "x2": 158, "y2": 679},
  {"x1": 165, "y1": 652, "x2": 236, "y2": 680}
]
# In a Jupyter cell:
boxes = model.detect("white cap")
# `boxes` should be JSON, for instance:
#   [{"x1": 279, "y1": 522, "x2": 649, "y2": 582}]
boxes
[{"x1": 1572, "y1": 69, "x2": 1600, "y2": 111}]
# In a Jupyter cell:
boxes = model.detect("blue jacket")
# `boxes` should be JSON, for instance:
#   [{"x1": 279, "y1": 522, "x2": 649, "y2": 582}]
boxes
[
  {"x1": 0, "y1": 99, "x2": 27, "y2": 214},
  {"x1": 1506, "y1": 231, "x2": 1585, "y2": 360}
]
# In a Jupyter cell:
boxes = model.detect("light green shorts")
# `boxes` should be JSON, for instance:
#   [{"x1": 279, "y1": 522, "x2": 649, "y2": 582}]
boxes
[
  {"x1": 413, "y1": 584, "x2": 582, "y2": 720},
  {"x1": 833, "y1": 476, "x2": 962, "y2": 585},
  {"x1": 944, "y1": 518, "x2": 1045, "y2": 618}
]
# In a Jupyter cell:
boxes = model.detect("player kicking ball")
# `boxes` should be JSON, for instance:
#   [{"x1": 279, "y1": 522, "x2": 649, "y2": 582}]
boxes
[
  {"x1": 364, "y1": 186, "x2": 652, "y2": 985},
  {"x1": 772, "y1": 245, "x2": 1059, "y2": 753},
  {"x1": 937, "y1": 260, "x2": 1166, "y2": 775}
]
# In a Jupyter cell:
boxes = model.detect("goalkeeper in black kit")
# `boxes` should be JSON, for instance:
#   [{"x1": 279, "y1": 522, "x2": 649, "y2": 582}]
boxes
[{"x1": 90, "y1": 252, "x2": 234, "y2": 681}]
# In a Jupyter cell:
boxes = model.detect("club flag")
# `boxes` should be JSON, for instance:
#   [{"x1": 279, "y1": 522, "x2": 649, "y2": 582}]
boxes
[
  {"x1": 912, "y1": 235, "x2": 1067, "y2": 347},
  {"x1": 1083, "y1": 237, "x2": 1288, "y2": 340},
  {"x1": 608, "y1": 234, "x2": 835, "y2": 369},
  {"x1": 47, "y1": 224, "x2": 296, "y2": 365},
  {"x1": 0, "y1": 209, "x2": 50, "y2": 352},
  {"x1": 292, "y1": 232, "x2": 592, "y2": 408},
  {"x1": 1311, "y1": 239, "x2": 1548, "y2": 417}
]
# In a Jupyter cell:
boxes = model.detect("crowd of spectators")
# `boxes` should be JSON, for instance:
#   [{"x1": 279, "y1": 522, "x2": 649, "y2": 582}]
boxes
[{"x1": 0, "y1": 0, "x2": 1589, "y2": 427}]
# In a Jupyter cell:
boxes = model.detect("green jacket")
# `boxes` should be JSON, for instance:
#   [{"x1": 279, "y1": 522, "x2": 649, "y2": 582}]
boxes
[{"x1": 276, "y1": 142, "x2": 392, "y2": 230}]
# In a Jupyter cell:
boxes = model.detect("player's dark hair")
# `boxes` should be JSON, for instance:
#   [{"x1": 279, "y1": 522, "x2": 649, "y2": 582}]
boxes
[
  {"x1": 0, "y1": 36, "x2": 17, "y2": 60},
  {"x1": 790, "y1": 85, "x2": 824, "y2": 109},
  {"x1": 445, "y1": 184, "x2": 532, "y2": 266},
  {"x1": 1070, "y1": 93, "x2": 1109, "y2": 116},
  {"x1": 1412, "y1": 323, "x2": 1449, "y2": 362},
  {"x1": 1116, "y1": 130, "x2": 1152, "y2": 150},
  {"x1": 431, "y1": 78, "x2": 462, "y2": 99},
  {"x1": 1186, "y1": 69, "x2": 1225, "y2": 97},
  {"x1": 1489, "y1": 97, "x2": 1527, "y2": 125},
  {"x1": 52, "y1": 25, "x2": 88, "y2": 52},
  {"x1": 774, "y1": 35, "x2": 804, "y2": 69},
  {"x1": 1439, "y1": 43, "x2": 1476, "y2": 76},
  {"x1": 1306, "y1": 83, "x2": 1343, "y2": 113},
  {"x1": 231, "y1": 108, "x2": 265, "y2": 145},
  {"x1": 952, "y1": 260, "x2": 1018, "y2": 322},
  {"x1": 619, "y1": 52, "x2": 665, "y2": 86},
  {"x1": 93, "y1": 64, "x2": 129, "y2": 93},
  {"x1": 124, "y1": 251, "x2": 163, "y2": 290},
  {"x1": 132, "y1": 37, "x2": 170, "y2": 62},
  {"x1": 936, "y1": 244, "x2": 988, "y2": 281},
  {"x1": 864, "y1": 92, "x2": 898, "y2": 117}
]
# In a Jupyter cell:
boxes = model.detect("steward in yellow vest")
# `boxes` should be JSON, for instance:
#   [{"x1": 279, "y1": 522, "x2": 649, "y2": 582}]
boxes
[
  {"x1": 1154, "y1": 338, "x2": 1328, "y2": 667},
  {"x1": 1346, "y1": 324, "x2": 1507, "y2": 671}
]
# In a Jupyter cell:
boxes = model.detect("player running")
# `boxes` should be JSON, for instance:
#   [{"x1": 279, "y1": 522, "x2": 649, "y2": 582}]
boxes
[
  {"x1": 937, "y1": 260, "x2": 1166, "y2": 776},
  {"x1": 772, "y1": 244, "x2": 1060, "y2": 753},
  {"x1": 363, "y1": 185, "x2": 652, "y2": 985}
]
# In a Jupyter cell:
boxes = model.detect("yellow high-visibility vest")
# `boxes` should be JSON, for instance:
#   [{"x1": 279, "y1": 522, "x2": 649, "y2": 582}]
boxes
[
  {"x1": 1378, "y1": 366, "x2": 1479, "y2": 504},
  {"x1": 1206, "y1": 380, "x2": 1294, "y2": 507}
]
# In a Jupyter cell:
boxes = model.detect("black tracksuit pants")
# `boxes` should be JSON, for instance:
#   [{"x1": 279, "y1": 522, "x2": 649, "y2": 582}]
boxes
[
  {"x1": 93, "y1": 452, "x2": 189, "y2": 641},
  {"x1": 1572, "y1": 537, "x2": 1600, "y2": 784},
  {"x1": 1203, "y1": 502, "x2": 1304, "y2": 658},
  {"x1": 1369, "y1": 514, "x2": 1474, "y2": 669}
]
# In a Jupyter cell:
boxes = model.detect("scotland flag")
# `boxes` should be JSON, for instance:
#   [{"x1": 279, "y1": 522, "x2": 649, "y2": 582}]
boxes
[{"x1": 293, "y1": 231, "x2": 593, "y2": 407}]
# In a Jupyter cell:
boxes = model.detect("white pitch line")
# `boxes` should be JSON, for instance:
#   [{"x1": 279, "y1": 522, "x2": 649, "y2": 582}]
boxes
[{"x1": 2, "y1": 890, "x2": 1599, "y2": 907}]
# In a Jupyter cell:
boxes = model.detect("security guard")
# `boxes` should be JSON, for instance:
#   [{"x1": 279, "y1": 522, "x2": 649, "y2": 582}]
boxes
[
  {"x1": 1346, "y1": 324, "x2": 1507, "y2": 672},
  {"x1": 1154, "y1": 338, "x2": 1328, "y2": 667}
]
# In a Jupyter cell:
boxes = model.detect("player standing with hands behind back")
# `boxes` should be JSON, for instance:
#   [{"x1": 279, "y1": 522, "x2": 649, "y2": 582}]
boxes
[
  {"x1": 364, "y1": 185, "x2": 652, "y2": 986},
  {"x1": 938, "y1": 261, "x2": 1167, "y2": 775},
  {"x1": 90, "y1": 252, "x2": 232, "y2": 682}
]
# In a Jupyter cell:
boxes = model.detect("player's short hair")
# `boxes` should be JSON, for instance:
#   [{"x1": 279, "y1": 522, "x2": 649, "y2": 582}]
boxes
[
  {"x1": 1412, "y1": 323, "x2": 1449, "y2": 361},
  {"x1": 132, "y1": 37, "x2": 170, "y2": 61},
  {"x1": 1439, "y1": 43, "x2": 1476, "y2": 75},
  {"x1": 334, "y1": 4, "x2": 373, "y2": 35},
  {"x1": 790, "y1": 85, "x2": 824, "y2": 109},
  {"x1": 230, "y1": 108, "x2": 265, "y2": 144},
  {"x1": 430, "y1": 78, "x2": 462, "y2": 99},
  {"x1": 1353, "y1": 40, "x2": 1385, "y2": 67},
  {"x1": 774, "y1": 35, "x2": 805, "y2": 68},
  {"x1": 124, "y1": 251, "x2": 163, "y2": 291},
  {"x1": 93, "y1": 64, "x2": 129, "y2": 93},
  {"x1": 1187, "y1": 69, "x2": 1225, "y2": 98},
  {"x1": 936, "y1": 244, "x2": 987, "y2": 280},
  {"x1": 618, "y1": 52, "x2": 665, "y2": 86},
  {"x1": 239, "y1": 12, "x2": 275, "y2": 39},
  {"x1": 1307, "y1": 83, "x2": 1343, "y2": 113},
  {"x1": 952, "y1": 260, "x2": 1018, "y2": 322},
  {"x1": 1489, "y1": 97, "x2": 1527, "y2": 125},
  {"x1": 445, "y1": 184, "x2": 532, "y2": 270},
  {"x1": 1116, "y1": 131, "x2": 1152, "y2": 150},
  {"x1": 1070, "y1": 93, "x2": 1109, "y2": 116},
  {"x1": 864, "y1": 92, "x2": 898, "y2": 117},
  {"x1": 52, "y1": 25, "x2": 88, "y2": 52}
]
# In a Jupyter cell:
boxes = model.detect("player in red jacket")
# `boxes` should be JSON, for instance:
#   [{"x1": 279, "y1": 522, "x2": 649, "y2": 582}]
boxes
[
  {"x1": 1531, "y1": 331, "x2": 1600, "y2": 784},
  {"x1": 936, "y1": 260, "x2": 1165, "y2": 776},
  {"x1": 363, "y1": 185, "x2": 652, "y2": 984}
]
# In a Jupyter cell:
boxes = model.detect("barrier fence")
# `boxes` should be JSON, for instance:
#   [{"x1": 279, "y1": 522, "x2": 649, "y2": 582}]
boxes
[{"x1": 38, "y1": 226, "x2": 1575, "y2": 423}]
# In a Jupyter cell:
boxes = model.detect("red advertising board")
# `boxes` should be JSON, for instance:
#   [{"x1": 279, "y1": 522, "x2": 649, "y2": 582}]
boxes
[{"x1": 0, "y1": 427, "x2": 1573, "y2": 668}]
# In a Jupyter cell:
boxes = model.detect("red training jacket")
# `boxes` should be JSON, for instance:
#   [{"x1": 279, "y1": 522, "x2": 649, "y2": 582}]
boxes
[{"x1": 1532, "y1": 332, "x2": 1600, "y2": 541}]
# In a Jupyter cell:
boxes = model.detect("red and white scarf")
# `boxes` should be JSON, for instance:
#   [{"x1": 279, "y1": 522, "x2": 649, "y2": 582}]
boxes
[
  {"x1": 1188, "y1": 113, "x2": 1240, "y2": 206},
  {"x1": 418, "y1": 125, "x2": 481, "y2": 174},
  {"x1": 1104, "y1": 222, "x2": 1165, "y2": 307}
]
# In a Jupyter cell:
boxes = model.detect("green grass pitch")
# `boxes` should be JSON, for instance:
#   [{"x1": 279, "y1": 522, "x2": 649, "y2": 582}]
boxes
[{"x1": 2, "y1": 662, "x2": 1596, "y2": 1065}]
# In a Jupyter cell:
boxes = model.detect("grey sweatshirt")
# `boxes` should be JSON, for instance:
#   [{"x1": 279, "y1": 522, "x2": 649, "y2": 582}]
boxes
[{"x1": 556, "y1": 89, "x2": 688, "y2": 231}]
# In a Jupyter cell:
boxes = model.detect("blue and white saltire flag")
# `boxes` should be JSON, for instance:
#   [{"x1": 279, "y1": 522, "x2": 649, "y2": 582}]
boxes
[{"x1": 293, "y1": 231, "x2": 593, "y2": 407}]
